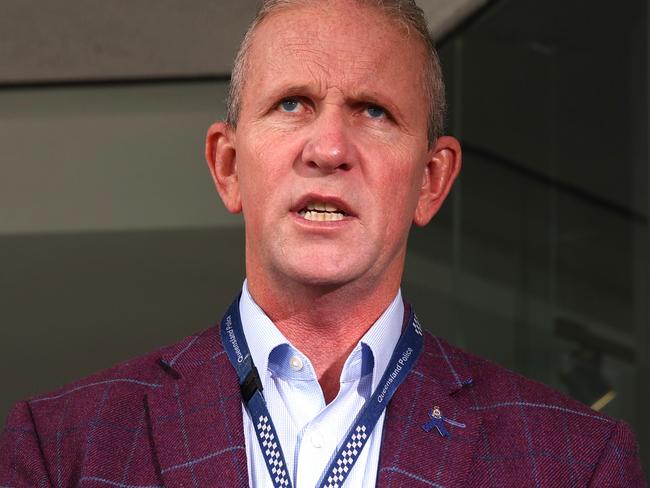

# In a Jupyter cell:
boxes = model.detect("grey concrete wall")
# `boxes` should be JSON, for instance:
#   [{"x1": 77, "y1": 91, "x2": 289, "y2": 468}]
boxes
[
  {"x1": 0, "y1": 82, "x2": 240, "y2": 234},
  {"x1": 0, "y1": 0, "x2": 488, "y2": 83}
]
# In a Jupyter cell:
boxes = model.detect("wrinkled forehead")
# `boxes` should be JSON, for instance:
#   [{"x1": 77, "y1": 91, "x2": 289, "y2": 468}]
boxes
[{"x1": 241, "y1": 2, "x2": 429, "y2": 117}]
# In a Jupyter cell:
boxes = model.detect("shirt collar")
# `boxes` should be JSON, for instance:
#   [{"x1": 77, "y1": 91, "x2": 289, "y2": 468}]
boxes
[
  {"x1": 239, "y1": 280, "x2": 404, "y2": 391},
  {"x1": 358, "y1": 290, "x2": 404, "y2": 391},
  {"x1": 239, "y1": 280, "x2": 289, "y2": 382}
]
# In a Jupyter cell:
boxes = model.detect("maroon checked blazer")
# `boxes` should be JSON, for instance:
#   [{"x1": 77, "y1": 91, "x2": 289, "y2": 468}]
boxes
[{"x1": 1, "y1": 325, "x2": 646, "y2": 487}]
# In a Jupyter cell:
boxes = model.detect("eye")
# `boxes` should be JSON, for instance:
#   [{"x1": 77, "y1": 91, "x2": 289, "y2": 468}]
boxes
[
  {"x1": 365, "y1": 105, "x2": 387, "y2": 119},
  {"x1": 278, "y1": 98, "x2": 302, "y2": 113}
]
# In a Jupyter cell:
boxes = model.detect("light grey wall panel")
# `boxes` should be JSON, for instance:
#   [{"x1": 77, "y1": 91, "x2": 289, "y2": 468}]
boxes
[
  {"x1": 0, "y1": 0, "x2": 259, "y2": 82},
  {"x1": 0, "y1": 82, "x2": 241, "y2": 234},
  {"x1": 0, "y1": 0, "x2": 488, "y2": 82}
]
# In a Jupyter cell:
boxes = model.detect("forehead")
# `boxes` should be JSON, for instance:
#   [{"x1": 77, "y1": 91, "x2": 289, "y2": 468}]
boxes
[{"x1": 242, "y1": 2, "x2": 429, "y2": 117}]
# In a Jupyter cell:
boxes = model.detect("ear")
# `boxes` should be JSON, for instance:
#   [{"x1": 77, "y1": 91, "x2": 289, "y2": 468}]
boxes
[
  {"x1": 205, "y1": 121, "x2": 242, "y2": 214},
  {"x1": 413, "y1": 136, "x2": 462, "y2": 227}
]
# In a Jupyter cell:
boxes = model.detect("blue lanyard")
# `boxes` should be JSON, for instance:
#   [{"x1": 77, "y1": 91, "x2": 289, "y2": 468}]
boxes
[{"x1": 220, "y1": 296, "x2": 423, "y2": 488}]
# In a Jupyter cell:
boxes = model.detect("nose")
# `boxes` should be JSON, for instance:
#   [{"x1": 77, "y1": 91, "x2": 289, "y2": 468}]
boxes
[{"x1": 300, "y1": 107, "x2": 353, "y2": 173}]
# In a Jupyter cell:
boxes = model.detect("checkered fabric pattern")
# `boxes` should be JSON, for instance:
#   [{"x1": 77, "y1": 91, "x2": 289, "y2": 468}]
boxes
[
  {"x1": 1, "y1": 318, "x2": 646, "y2": 487},
  {"x1": 412, "y1": 315, "x2": 423, "y2": 336},
  {"x1": 323, "y1": 425, "x2": 369, "y2": 488},
  {"x1": 256, "y1": 414, "x2": 290, "y2": 487}
]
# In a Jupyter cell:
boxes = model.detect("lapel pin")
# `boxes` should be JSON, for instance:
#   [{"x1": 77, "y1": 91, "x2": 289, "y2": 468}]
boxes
[{"x1": 421, "y1": 406, "x2": 466, "y2": 438}]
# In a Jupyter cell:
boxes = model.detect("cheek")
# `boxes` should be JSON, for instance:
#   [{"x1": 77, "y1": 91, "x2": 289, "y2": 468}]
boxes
[
  {"x1": 365, "y1": 177, "x2": 411, "y2": 243},
  {"x1": 236, "y1": 134, "x2": 289, "y2": 205},
  {"x1": 370, "y1": 147, "x2": 425, "y2": 206},
  {"x1": 371, "y1": 157, "x2": 425, "y2": 236}
]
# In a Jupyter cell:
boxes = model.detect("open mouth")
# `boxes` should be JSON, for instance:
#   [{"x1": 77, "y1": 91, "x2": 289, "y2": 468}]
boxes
[{"x1": 297, "y1": 202, "x2": 347, "y2": 222}]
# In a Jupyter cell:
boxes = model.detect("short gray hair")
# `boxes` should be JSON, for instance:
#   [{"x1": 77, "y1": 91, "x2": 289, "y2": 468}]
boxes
[{"x1": 226, "y1": 0, "x2": 446, "y2": 145}]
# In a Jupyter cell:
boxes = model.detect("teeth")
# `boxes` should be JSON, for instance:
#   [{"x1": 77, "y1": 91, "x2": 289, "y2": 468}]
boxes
[
  {"x1": 307, "y1": 201, "x2": 335, "y2": 211},
  {"x1": 300, "y1": 210, "x2": 345, "y2": 222},
  {"x1": 300, "y1": 201, "x2": 346, "y2": 221}
]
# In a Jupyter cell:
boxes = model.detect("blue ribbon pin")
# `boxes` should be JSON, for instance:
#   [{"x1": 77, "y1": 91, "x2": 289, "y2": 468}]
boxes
[{"x1": 421, "y1": 406, "x2": 466, "y2": 438}]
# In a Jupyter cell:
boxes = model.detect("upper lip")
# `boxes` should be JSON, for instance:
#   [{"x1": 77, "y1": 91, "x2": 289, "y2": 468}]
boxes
[{"x1": 291, "y1": 193, "x2": 356, "y2": 217}]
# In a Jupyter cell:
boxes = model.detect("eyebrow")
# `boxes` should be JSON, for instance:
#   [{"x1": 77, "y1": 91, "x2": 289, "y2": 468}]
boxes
[
  {"x1": 260, "y1": 83, "x2": 407, "y2": 124},
  {"x1": 346, "y1": 90, "x2": 404, "y2": 119},
  {"x1": 265, "y1": 83, "x2": 324, "y2": 102}
]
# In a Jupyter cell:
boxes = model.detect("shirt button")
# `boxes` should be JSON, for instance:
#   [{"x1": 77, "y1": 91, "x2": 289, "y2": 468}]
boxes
[
  {"x1": 310, "y1": 431, "x2": 324, "y2": 448},
  {"x1": 289, "y1": 355, "x2": 303, "y2": 371}
]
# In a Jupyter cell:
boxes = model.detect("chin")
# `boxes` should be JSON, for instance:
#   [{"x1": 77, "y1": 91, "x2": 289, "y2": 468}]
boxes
[
  {"x1": 287, "y1": 269, "x2": 356, "y2": 288},
  {"x1": 279, "y1": 259, "x2": 368, "y2": 290}
]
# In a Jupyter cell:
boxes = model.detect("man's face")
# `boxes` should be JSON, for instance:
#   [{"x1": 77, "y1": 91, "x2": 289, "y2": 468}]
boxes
[{"x1": 227, "y1": 2, "x2": 448, "y2": 290}]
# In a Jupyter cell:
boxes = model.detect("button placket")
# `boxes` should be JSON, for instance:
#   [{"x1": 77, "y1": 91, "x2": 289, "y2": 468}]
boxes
[
  {"x1": 310, "y1": 430, "x2": 324, "y2": 448},
  {"x1": 296, "y1": 423, "x2": 331, "y2": 488}
]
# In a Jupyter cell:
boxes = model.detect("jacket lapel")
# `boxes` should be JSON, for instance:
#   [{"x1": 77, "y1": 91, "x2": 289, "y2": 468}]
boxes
[
  {"x1": 144, "y1": 320, "x2": 482, "y2": 487},
  {"x1": 377, "y1": 334, "x2": 483, "y2": 488},
  {"x1": 146, "y1": 328, "x2": 249, "y2": 487}
]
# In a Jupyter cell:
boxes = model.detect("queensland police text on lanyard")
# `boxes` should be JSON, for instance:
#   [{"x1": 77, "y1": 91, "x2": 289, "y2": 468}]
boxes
[{"x1": 220, "y1": 297, "x2": 423, "y2": 488}]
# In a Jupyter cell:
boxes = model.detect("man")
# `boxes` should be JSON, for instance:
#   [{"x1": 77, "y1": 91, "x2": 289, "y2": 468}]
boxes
[{"x1": 0, "y1": 0, "x2": 646, "y2": 486}]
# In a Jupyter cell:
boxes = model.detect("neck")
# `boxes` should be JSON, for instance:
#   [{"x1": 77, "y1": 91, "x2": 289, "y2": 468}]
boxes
[{"x1": 247, "y1": 276, "x2": 400, "y2": 404}]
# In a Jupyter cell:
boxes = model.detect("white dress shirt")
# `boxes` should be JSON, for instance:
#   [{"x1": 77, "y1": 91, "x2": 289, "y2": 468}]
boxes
[{"x1": 239, "y1": 281, "x2": 404, "y2": 488}]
